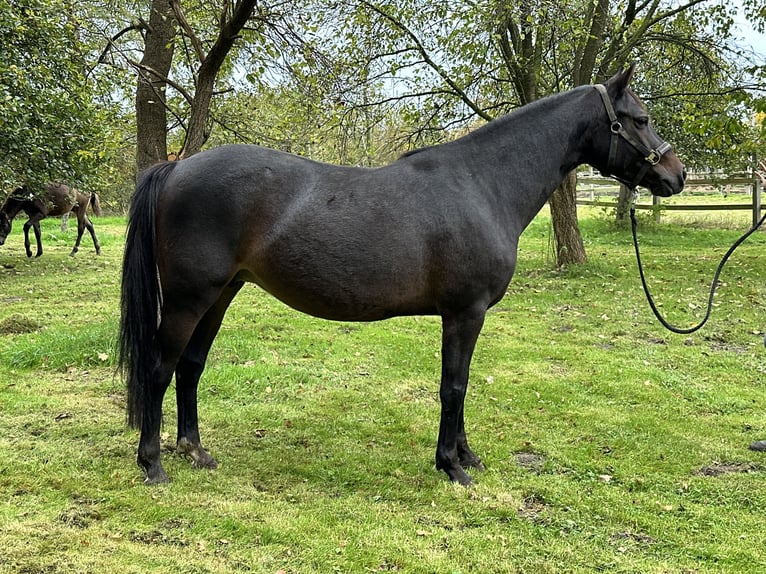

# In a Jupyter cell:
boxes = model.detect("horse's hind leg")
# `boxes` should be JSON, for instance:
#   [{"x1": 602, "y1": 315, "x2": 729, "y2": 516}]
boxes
[
  {"x1": 70, "y1": 214, "x2": 90, "y2": 256},
  {"x1": 137, "y1": 361, "x2": 176, "y2": 484},
  {"x1": 138, "y1": 297, "x2": 221, "y2": 484},
  {"x1": 83, "y1": 215, "x2": 101, "y2": 255},
  {"x1": 137, "y1": 301, "x2": 211, "y2": 483},
  {"x1": 175, "y1": 280, "x2": 244, "y2": 470}
]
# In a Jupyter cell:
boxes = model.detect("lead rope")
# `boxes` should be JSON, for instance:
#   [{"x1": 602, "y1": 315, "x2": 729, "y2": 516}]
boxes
[{"x1": 630, "y1": 206, "x2": 766, "y2": 336}]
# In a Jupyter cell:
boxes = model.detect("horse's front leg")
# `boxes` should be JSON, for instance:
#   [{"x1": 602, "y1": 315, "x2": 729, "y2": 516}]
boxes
[
  {"x1": 22, "y1": 220, "x2": 37, "y2": 257},
  {"x1": 435, "y1": 308, "x2": 486, "y2": 486}
]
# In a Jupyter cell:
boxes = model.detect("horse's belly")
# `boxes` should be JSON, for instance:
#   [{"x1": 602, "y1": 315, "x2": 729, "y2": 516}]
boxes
[{"x1": 241, "y1": 252, "x2": 434, "y2": 322}]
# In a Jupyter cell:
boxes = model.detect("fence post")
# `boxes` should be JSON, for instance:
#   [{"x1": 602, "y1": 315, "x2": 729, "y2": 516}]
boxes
[
  {"x1": 754, "y1": 173, "x2": 762, "y2": 228},
  {"x1": 652, "y1": 194, "x2": 661, "y2": 223}
]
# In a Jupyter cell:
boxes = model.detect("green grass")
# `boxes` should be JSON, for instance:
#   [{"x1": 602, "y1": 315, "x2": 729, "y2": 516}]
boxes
[{"x1": 0, "y1": 209, "x2": 764, "y2": 573}]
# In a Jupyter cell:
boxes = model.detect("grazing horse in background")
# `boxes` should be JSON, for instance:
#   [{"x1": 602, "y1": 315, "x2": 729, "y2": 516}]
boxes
[
  {"x1": 0, "y1": 182, "x2": 102, "y2": 257},
  {"x1": 120, "y1": 65, "x2": 686, "y2": 486}
]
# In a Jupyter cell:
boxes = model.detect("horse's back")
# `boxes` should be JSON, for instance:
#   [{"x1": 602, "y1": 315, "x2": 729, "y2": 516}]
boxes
[{"x1": 43, "y1": 182, "x2": 77, "y2": 216}]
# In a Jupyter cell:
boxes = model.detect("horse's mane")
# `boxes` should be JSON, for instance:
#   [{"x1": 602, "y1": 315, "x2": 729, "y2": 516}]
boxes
[
  {"x1": 399, "y1": 146, "x2": 436, "y2": 159},
  {"x1": 397, "y1": 86, "x2": 593, "y2": 161},
  {"x1": 1, "y1": 187, "x2": 28, "y2": 206}
]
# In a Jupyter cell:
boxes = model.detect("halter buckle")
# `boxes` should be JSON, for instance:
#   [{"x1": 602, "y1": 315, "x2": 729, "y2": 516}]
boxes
[
  {"x1": 645, "y1": 149, "x2": 662, "y2": 165},
  {"x1": 610, "y1": 121, "x2": 622, "y2": 135}
]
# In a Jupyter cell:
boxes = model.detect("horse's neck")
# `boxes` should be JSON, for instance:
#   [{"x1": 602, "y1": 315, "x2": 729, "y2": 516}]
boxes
[
  {"x1": 2, "y1": 198, "x2": 24, "y2": 219},
  {"x1": 463, "y1": 87, "x2": 596, "y2": 228}
]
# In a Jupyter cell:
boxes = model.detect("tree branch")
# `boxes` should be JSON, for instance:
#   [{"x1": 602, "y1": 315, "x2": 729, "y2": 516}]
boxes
[
  {"x1": 358, "y1": 0, "x2": 493, "y2": 121},
  {"x1": 607, "y1": 0, "x2": 710, "y2": 73},
  {"x1": 129, "y1": 59, "x2": 195, "y2": 106},
  {"x1": 573, "y1": 0, "x2": 609, "y2": 86},
  {"x1": 98, "y1": 21, "x2": 147, "y2": 65},
  {"x1": 170, "y1": 0, "x2": 207, "y2": 63}
]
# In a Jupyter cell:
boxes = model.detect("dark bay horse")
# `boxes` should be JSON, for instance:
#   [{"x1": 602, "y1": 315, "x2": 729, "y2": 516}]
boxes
[
  {"x1": 0, "y1": 182, "x2": 102, "y2": 257},
  {"x1": 120, "y1": 66, "x2": 686, "y2": 486}
]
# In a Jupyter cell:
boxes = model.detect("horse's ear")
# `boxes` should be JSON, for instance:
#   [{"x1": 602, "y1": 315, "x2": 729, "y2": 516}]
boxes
[{"x1": 606, "y1": 63, "x2": 636, "y2": 96}]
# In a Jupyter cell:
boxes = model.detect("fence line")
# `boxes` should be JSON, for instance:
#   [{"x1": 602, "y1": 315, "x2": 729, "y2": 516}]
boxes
[{"x1": 576, "y1": 174, "x2": 763, "y2": 227}]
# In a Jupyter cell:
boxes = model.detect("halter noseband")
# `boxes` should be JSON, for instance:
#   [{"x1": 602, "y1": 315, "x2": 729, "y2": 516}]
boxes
[{"x1": 593, "y1": 83, "x2": 672, "y2": 190}]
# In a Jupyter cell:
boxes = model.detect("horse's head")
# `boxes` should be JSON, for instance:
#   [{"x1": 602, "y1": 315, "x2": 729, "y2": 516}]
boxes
[{"x1": 592, "y1": 64, "x2": 686, "y2": 197}]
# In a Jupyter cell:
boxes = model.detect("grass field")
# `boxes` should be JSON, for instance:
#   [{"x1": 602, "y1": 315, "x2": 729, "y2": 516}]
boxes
[{"x1": 0, "y1": 205, "x2": 764, "y2": 573}]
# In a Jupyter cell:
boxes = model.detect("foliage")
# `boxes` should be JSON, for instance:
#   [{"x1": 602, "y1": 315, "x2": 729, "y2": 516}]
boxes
[
  {"x1": 302, "y1": 1, "x2": 766, "y2": 172},
  {"x1": 207, "y1": 82, "x2": 434, "y2": 166},
  {"x1": 0, "y1": 0, "x2": 113, "y2": 192},
  {"x1": 3, "y1": 0, "x2": 766, "y2": 209},
  {"x1": 632, "y1": 4, "x2": 766, "y2": 172},
  {"x1": 0, "y1": 210, "x2": 765, "y2": 572}
]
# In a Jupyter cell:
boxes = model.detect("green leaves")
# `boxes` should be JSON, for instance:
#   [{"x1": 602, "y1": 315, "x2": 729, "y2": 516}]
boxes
[{"x1": 0, "y1": 0, "x2": 108, "y2": 190}]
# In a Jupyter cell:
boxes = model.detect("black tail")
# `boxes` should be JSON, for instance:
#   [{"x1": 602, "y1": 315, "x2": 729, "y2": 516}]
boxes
[
  {"x1": 89, "y1": 192, "x2": 103, "y2": 217},
  {"x1": 119, "y1": 162, "x2": 178, "y2": 428}
]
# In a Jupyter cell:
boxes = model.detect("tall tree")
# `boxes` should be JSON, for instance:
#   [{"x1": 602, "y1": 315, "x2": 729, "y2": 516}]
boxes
[
  {"x1": 170, "y1": 0, "x2": 258, "y2": 158},
  {"x1": 135, "y1": 0, "x2": 176, "y2": 173},
  {"x1": 105, "y1": 0, "x2": 260, "y2": 172}
]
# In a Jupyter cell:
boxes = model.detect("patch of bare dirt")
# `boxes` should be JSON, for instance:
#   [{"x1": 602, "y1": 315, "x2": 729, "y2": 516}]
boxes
[
  {"x1": 695, "y1": 462, "x2": 760, "y2": 476},
  {"x1": 513, "y1": 452, "x2": 547, "y2": 473},
  {"x1": 517, "y1": 494, "x2": 547, "y2": 521},
  {"x1": 0, "y1": 313, "x2": 40, "y2": 335}
]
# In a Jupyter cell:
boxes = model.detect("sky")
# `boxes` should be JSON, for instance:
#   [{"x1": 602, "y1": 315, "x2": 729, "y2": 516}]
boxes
[{"x1": 735, "y1": 8, "x2": 766, "y2": 59}]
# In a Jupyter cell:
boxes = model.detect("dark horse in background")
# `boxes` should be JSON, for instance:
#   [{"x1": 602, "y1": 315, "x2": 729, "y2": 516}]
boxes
[
  {"x1": 0, "y1": 182, "x2": 102, "y2": 257},
  {"x1": 120, "y1": 65, "x2": 686, "y2": 486}
]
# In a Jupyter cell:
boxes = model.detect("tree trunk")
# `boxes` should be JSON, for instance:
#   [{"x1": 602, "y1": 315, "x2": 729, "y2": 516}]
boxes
[
  {"x1": 547, "y1": 0, "x2": 609, "y2": 267},
  {"x1": 135, "y1": 0, "x2": 175, "y2": 175},
  {"x1": 178, "y1": 0, "x2": 258, "y2": 158},
  {"x1": 549, "y1": 171, "x2": 586, "y2": 267}
]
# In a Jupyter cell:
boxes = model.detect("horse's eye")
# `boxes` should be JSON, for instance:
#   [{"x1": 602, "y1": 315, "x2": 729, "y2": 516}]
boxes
[{"x1": 636, "y1": 117, "x2": 649, "y2": 128}]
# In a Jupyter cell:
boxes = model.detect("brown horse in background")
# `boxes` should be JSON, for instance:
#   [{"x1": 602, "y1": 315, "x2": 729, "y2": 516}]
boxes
[{"x1": 0, "y1": 182, "x2": 102, "y2": 257}]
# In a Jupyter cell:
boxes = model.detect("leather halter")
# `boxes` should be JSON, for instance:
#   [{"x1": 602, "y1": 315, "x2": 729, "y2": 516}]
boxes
[{"x1": 594, "y1": 83, "x2": 672, "y2": 190}]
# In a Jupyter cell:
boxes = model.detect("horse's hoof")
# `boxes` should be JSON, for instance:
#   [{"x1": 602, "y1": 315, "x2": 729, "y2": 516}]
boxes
[
  {"x1": 143, "y1": 471, "x2": 169, "y2": 485},
  {"x1": 177, "y1": 438, "x2": 218, "y2": 469},
  {"x1": 451, "y1": 469, "x2": 473, "y2": 487},
  {"x1": 191, "y1": 457, "x2": 218, "y2": 470},
  {"x1": 140, "y1": 458, "x2": 169, "y2": 485},
  {"x1": 460, "y1": 455, "x2": 485, "y2": 471},
  {"x1": 438, "y1": 463, "x2": 473, "y2": 486},
  {"x1": 749, "y1": 440, "x2": 766, "y2": 452},
  {"x1": 144, "y1": 476, "x2": 169, "y2": 486},
  {"x1": 465, "y1": 460, "x2": 485, "y2": 472}
]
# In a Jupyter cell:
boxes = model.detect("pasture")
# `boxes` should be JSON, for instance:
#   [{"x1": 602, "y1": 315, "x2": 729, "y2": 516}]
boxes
[{"x1": 0, "y1": 209, "x2": 764, "y2": 573}]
